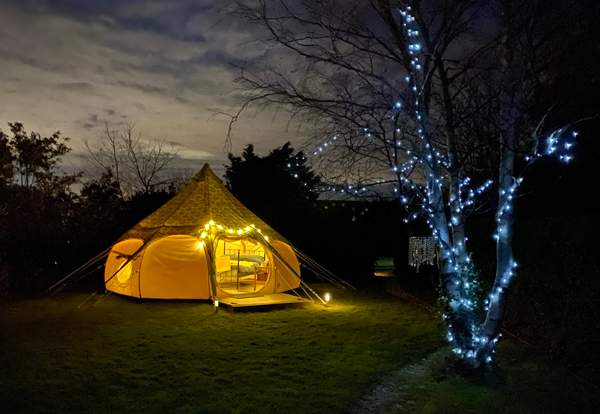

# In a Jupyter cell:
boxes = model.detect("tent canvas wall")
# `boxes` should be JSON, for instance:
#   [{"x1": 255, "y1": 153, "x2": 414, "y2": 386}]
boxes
[{"x1": 103, "y1": 164, "x2": 304, "y2": 301}]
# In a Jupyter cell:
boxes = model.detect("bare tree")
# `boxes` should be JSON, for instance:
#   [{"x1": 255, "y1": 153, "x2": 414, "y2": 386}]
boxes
[
  {"x1": 228, "y1": 0, "x2": 496, "y2": 364},
  {"x1": 469, "y1": 0, "x2": 599, "y2": 359},
  {"x1": 83, "y1": 120, "x2": 181, "y2": 197},
  {"x1": 226, "y1": 0, "x2": 598, "y2": 369}
]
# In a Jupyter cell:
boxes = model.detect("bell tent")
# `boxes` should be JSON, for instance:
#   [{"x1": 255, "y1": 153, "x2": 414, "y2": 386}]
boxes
[{"x1": 51, "y1": 164, "x2": 347, "y2": 307}]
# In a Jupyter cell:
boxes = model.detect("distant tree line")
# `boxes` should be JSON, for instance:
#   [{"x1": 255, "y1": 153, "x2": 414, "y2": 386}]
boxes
[
  {"x1": 0, "y1": 123, "x2": 412, "y2": 296},
  {"x1": 0, "y1": 122, "x2": 182, "y2": 296}
]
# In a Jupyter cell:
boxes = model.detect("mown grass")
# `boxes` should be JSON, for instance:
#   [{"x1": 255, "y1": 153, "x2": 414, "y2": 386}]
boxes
[
  {"x1": 408, "y1": 341, "x2": 600, "y2": 414},
  {"x1": 0, "y1": 286, "x2": 442, "y2": 414}
]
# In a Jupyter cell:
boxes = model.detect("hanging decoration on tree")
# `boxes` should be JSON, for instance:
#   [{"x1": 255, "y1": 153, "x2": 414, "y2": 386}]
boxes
[{"x1": 408, "y1": 236, "x2": 437, "y2": 272}]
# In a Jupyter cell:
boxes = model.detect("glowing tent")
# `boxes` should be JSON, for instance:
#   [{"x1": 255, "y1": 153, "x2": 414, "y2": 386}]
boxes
[
  {"x1": 101, "y1": 164, "x2": 316, "y2": 304},
  {"x1": 50, "y1": 164, "x2": 351, "y2": 307}
]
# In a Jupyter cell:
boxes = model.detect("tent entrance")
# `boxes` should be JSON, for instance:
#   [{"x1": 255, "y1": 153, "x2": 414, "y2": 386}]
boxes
[{"x1": 215, "y1": 237, "x2": 271, "y2": 295}]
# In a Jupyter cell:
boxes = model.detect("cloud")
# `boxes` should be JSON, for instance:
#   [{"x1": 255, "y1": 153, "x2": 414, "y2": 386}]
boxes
[
  {"x1": 177, "y1": 147, "x2": 216, "y2": 160},
  {"x1": 56, "y1": 82, "x2": 95, "y2": 92},
  {"x1": 117, "y1": 80, "x2": 166, "y2": 95},
  {"x1": 197, "y1": 49, "x2": 246, "y2": 68},
  {"x1": 0, "y1": 50, "x2": 71, "y2": 74},
  {"x1": 0, "y1": 0, "x2": 311, "y2": 179}
]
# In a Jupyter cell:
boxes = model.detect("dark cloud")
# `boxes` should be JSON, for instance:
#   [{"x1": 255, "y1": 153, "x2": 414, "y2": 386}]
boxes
[
  {"x1": 133, "y1": 103, "x2": 148, "y2": 112},
  {"x1": 103, "y1": 40, "x2": 162, "y2": 59},
  {"x1": 110, "y1": 15, "x2": 206, "y2": 43},
  {"x1": 56, "y1": 82, "x2": 95, "y2": 92},
  {"x1": 78, "y1": 113, "x2": 101, "y2": 131},
  {"x1": 11, "y1": 0, "x2": 212, "y2": 43},
  {"x1": 109, "y1": 51, "x2": 245, "y2": 78},
  {"x1": 196, "y1": 49, "x2": 246, "y2": 68},
  {"x1": 117, "y1": 80, "x2": 166, "y2": 95},
  {"x1": 0, "y1": 50, "x2": 71, "y2": 74},
  {"x1": 175, "y1": 96, "x2": 192, "y2": 104},
  {"x1": 117, "y1": 16, "x2": 175, "y2": 34},
  {"x1": 11, "y1": 0, "x2": 123, "y2": 17},
  {"x1": 182, "y1": 33, "x2": 206, "y2": 43}
]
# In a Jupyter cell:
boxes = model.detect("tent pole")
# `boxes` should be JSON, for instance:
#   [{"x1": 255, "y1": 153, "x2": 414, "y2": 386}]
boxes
[
  {"x1": 256, "y1": 234, "x2": 326, "y2": 305},
  {"x1": 236, "y1": 249, "x2": 240, "y2": 290},
  {"x1": 103, "y1": 241, "x2": 151, "y2": 287},
  {"x1": 203, "y1": 237, "x2": 218, "y2": 302},
  {"x1": 92, "y1": 290, "x2": 113, "y2": 307},
  {"x1": 46, "y1": 247, "x2": 111, "y2": 294},
  {"x1": 77, "y1": 291, "x2": 97, "y2": 309},
  {"x1": 51, "y1": 263, "x2": 105, "y2": 295},
  {"x1": 292, "y1": 250, "x2": 344, "y2": 287},
  {"x1": 293, "y1": 248, "x2": 356, "y2": 290}
]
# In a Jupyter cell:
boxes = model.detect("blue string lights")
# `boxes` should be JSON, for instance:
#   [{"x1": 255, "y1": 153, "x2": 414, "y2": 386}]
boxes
[{"x1": 280, "y1": 3, "x2": 580, "y2": 367}]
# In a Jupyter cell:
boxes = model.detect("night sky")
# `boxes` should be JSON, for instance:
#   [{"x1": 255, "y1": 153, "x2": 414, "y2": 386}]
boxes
[{"x1": 0, "y1": 0, "x2": 304, "y2": 176}]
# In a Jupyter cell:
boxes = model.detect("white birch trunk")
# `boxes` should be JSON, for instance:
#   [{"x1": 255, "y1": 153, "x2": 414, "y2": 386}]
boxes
[
  {"x1": 476, "y1": 53, "x2": 521, "y2": 364},
  {"x1": 477, "y1": 141, "x2": 516, "y2": 365}
]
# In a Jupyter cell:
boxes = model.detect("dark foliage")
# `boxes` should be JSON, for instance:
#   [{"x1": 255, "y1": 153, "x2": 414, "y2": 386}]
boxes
[
  {"x1": 0, "y1": 185, "x2": 79, "y2": 294},
  {"x1": 124, "y1": 187, "x2": 178, "y2": 227},
  {"x1": 466, "y1": 215, "x2": 600, "y2": 378},
  {"x1": 224, "y1": 142, "x2": 415, "y2": 287},
  {"x1": 0, "y1": 123, "x2": 80, "y2": 295},
  {"x1": 225, "y1": 142, "x2": 320, "y2": 235},
  {"x1": 314, "y1": 200, "x2": 416, "y2": 288},
  {"x1": 0, "y1": 123, "x2": 180, "y2": 297}
]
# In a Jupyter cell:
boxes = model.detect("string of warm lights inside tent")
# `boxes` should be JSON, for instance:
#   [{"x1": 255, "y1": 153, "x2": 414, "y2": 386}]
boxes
[{"x1": 198, "y1": 221, "x2": 270, "y2": 244}]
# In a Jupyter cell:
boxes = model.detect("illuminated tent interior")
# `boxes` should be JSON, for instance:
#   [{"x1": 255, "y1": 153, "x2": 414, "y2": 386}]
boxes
[{"x1": 53, "y1": 164, "x2": 350, "y2": 307}]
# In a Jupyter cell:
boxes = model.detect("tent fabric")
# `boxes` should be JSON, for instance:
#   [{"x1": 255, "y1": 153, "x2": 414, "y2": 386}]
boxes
[
  {"x1": 105, "y1": 238, "x2": 144, "y2": 298},
  {"x1": 138, "y1": 235, "x2": 209, "y2": 299},
  {"x1": 104, "y1": 164, "x2": 302, "y2": 300},
  {"x1": 118, "y1": 164, "x2": 287, "y2": 244},
  {"x1": 271, "y1": 241, "x2": 302, "y2": 293}
]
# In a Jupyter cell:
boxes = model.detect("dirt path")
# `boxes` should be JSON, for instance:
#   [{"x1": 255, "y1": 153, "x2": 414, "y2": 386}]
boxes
[{"x1": 349, "y1": 352, "x2": 441, "y2": 414}]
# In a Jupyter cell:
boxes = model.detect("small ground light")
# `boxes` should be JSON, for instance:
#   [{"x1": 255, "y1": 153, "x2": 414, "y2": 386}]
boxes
[
  {"x1": 214, "y1": 299, "x2": 219, "y2": 310},
  {"x1": 325, "y1": 293, "x2": 330, "y2": 303}
]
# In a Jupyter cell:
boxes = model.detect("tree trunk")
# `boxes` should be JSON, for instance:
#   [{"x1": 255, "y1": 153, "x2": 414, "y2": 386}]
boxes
[
  {"x1": 478, "y1": 135, "x2": 515, "y2": 364},
  {"x1": 477, "y1": 30, "x2": 522, "y2": 363}
]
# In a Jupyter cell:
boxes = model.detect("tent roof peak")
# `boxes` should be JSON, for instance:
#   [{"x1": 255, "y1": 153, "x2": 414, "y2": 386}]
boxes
[
  {"x1": 117, "y1": 163, "x2": 287, "y2": 244},
  {"x1": 191, "y1": 163, "x2": 216, "y2": 182}
]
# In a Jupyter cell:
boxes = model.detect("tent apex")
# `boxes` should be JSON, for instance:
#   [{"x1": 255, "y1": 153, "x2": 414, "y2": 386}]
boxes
[{"x1": 191, "y1": 163, "x2": 214, "y2": 181}]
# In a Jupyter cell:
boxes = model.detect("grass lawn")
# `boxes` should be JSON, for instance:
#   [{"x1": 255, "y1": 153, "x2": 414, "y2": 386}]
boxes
[
  {"x1": 0, "y1": 286, "x2": 442, "y2": 414},
  {"x1": 391, "y1": 342, "x2": 600, "y2": 414}
]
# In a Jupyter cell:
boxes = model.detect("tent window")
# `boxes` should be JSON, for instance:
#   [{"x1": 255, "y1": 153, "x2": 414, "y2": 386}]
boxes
[{"x1": 116, "y1": 260, "x2": 134, "y2": 285}]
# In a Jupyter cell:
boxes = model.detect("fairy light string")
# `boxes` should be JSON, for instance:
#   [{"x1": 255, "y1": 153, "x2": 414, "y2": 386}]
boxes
[{"x1": 277, "y1": 4, "x2": 580, "y2": 366}]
